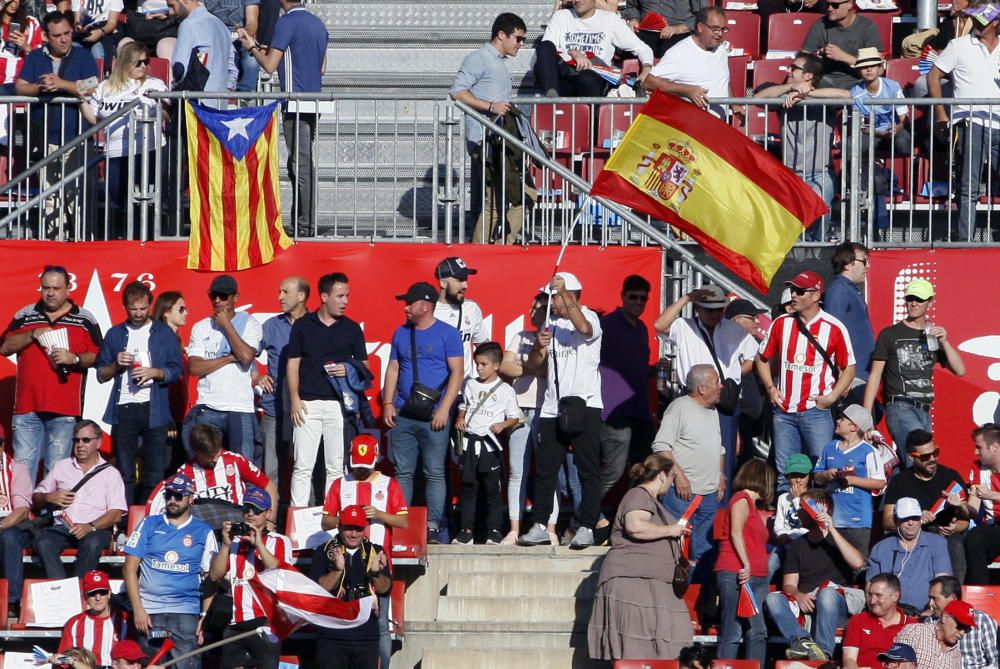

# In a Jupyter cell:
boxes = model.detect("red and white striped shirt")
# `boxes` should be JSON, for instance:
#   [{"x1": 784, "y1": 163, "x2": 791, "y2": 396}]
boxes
[
  {"x1": 59, "y1": 609, "x2": 131, "y2": 666},
  {"x1": 0, "y1": 17, "x2": 42, "y2": 84},
  {"x1": 969, "y1": 461, "x2": 1000, "y2": 525},
  {"x1": 759, "y1": 311, "x2": 855, "y2": 413},
  {"x1": 227, "y1": 532, "x2": 293, "y2": 624},
  {"x1": 0, "y1": 452, "x2": 32, "y2": 514},
  {"x1": 146, "y1": 452, "x2": 271, "y2": 515},
  {"x1": 322, "y1": 472, "x2": 408, "y2": 548}
]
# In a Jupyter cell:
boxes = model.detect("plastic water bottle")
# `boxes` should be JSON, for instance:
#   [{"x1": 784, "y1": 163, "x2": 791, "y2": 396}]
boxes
[{"x1": 925, "y1": 324, "x2": 939, "y2": 352}]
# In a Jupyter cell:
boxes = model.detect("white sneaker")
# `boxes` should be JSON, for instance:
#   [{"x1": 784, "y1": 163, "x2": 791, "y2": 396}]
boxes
[
  {"x1": 569, "y1": 526, "x2": 594, "y2": 549},
  {"x1": 518, "y1": 523, "x2": 552, "y2": 546}
]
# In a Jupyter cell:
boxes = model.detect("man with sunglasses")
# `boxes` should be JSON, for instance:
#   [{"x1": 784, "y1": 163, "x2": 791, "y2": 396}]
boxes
[
  {"x1": 801, "y1": 0, "x2": 882, "y2": 89},
  {"x1": 208, "y1": 486, "x2": 290, "y2": 669},
  {"x1": 32, "y1": 419, "x2": 127, "y2": 583},
  {"x1": 864, "y1": 279, "x2": 965, "y2": 468},
  {"x1": 60, "y1": 570, "x2": 131, "y2": 667}
]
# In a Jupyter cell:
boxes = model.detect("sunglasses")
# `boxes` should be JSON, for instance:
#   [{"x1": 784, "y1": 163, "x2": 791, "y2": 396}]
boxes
[
  {"x1": 853, "y1": 257, "x2": 869, "y2": 266},
  {"x1": 243, "y1": 505, "x2": 266, "y2": 515},
  {"x1": 209, "y1": 291, "x2": 231, "y2": 301},
  {"x1": 828, "y1": 1, "x2": 851, "y2": 7},
  {"x1": 912, "y1": 449, "x2": 940, "y2": 461},
  {"x1": 163, "y1": 490, "x2": 186, "y2": 501},
  {"x1": 789, "y1": 286, "x2": 818, "y2": 296},
  {"x1": 73, "y1": 436, "x2": 98, "y2": 444},
  {"x1": 86, "y1": 589, "x2": 109, "y2": 597},
  {"x1": 904, "y1": 295, "x2": 930, "y2": 303},
  {"x1": 508, "y1": 34, "x2": 526, "y2": 43},
  {"x1": 134, "y1": 58, "x2": 150, "y2": 66},
  {"x1": 176, "y1": 305, "x2": 188, "y2": 313}
]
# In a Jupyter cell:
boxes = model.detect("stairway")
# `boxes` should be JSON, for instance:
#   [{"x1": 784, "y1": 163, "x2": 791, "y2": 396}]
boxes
[{"x1": 394, "y1": 544, "x2": 612, "y2": 669}]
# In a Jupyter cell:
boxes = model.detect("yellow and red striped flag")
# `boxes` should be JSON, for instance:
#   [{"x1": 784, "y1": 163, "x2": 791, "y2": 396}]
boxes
[
  {"x1": 590, "y1": 92, "x2": 827, "y2": 292},
  {"x1": 185, "y1": 101, "x2": 292, "y2": 271}
]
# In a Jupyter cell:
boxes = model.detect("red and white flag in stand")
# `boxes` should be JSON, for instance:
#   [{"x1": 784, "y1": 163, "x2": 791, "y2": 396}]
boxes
[{"x1": 249, "y1": 563, "x2": 373, "y2": 639}]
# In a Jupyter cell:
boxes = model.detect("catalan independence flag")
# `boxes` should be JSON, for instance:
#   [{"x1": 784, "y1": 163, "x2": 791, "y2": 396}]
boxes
[
  {"x1": 185, "y1": 101, "x2": 292, "y2": 271},
  {"x1": 591, "y1": 92, "x2": 827, "y2": 292}
]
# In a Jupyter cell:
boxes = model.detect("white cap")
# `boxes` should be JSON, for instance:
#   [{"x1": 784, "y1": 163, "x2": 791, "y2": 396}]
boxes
[
  {"x1": 894, "y1": 497, "x2": 922, "y2": 520},
  {"x1": 540, "y1": 271, "x2": 583, "y2": 294}
]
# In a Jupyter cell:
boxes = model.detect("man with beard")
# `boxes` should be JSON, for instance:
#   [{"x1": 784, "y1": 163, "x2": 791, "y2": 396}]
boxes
[
  {"x1": 433, "y1": 257, "x2": 488, "y2": 377},
  {"x1": 124, "y1": 473, "x2": 218, "y2": 669},
  {"x1": 962, "y1": 423, "x2": 1000, "y2": 585}
]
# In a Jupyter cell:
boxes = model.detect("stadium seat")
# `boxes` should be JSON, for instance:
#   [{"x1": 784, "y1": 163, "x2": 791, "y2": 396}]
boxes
[
  {"x1": 126, "y1": 504, "x2": 147, "y2": 536},
  {"x1": 885, "y1": 58, "x2": 920, "y2": 91},
  {"x1": 715, "y1": 662, "x2": 761, "y2": 669},
  {"x1": 389, "y1": 578, "x2": 405, "y2": 640},
  {"x1": 615, "y1": 662, "x2": 678, "y2": 669},
  {"x1": 767, "y1": 14, "x2": 814, "y2": 55},
  {"x1": 745, "y1": 58, "x2": 793, "y2": 141},
  {"x1": 531, "y1": 103, "x2": 593, "y2": 160},
  {"x1": 962, "y1": 585, "x2": 1000, "y2": 619},
  {"x1": 860, "y1": 12, "x2": 895, "y2": 55},
  {"x1": 278, "y1": 656, "x2": 300, "y2": 668},
  {"x1": 148, "y1": 57, "x2": 171, "y2": 87},
  {"x1": 725, "y1": 13, "x2": 761, "y2": 59},
  {"x1": 594, "y1": 102, "x2": 640, "y2": 154},
  {"x1": 730, "y1": 54, "x2": 751, "y2": 98},
  {"x1": 10, "y1": 579, "x2": 84, "y2": 630},
  {"x1": 0, "y1": 579, "x2": 8, "y2": 629},
  {"x1": 389, "y1": 506, "x2": 427, "y2": 566}
]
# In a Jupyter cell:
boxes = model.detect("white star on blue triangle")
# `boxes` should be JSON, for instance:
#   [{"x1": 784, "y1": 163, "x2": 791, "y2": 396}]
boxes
[{"x1": 191, "y1": 101, "x2": 280, "y2": 160}]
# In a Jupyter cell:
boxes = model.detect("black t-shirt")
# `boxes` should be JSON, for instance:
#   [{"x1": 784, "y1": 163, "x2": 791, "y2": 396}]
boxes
[
  {"x1": 308, "y1": 538, "x2": 389, "y2": 642},
  {"x1": 785, "y1": 532, "x2": 856, "y2": 593},
  {"x1": 872, "y1": 321, "x2": 946, "y2": 402},
  {"x1": 285, "y1": 311, "x2": 367, "y2": 401},
  {"x1": 883, "y1": 465, "x2": 965, "y2": 528}
]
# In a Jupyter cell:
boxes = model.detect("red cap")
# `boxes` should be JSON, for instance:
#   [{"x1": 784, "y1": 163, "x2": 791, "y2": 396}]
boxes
[
  {"x1": 350, "y1": 434, "x2": 379, "y2": 469},
  {"x1": 339, "y1": 504, "x2": 367, "y2": 528},
  {"x1": 943, "y1": 600, "x2": 977, "y2": 628},
  {"x1": 111, "y1": 641, "x2": 149, "y2": 662},
  {"x1": 83, "y1": 570, "x2": 110, "y2": 594},
  {"x1": 785, "y1": 271, "x2": 824, "y2": 293}
]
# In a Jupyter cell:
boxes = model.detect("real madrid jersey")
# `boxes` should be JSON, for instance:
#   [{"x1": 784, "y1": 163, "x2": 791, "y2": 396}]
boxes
[{"x1": 434, "y1": 298, "x2": 488, "y2": 376}]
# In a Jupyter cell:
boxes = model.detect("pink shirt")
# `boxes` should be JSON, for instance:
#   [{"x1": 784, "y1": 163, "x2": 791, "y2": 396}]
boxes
[
  {"x1": 34, "y1": 456, "x2": 127, "y2": 525},
  {"x1": 0, "y1": 453, "x2": 33, "y2": 513}
]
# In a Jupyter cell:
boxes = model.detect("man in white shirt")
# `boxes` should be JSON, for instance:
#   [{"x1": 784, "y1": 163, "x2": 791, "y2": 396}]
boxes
[
  {"x1": 643, "y1": 6, "x2": 731, "y2": 117},
  {"x1": 183, "y1": 274, "x2": 264, "y2": 466},
  {"x1": 534, "y1": 0, "x2": 653, "y2": 97},
  {"x1": 433, "y1": 256, "x2": 489, "y2": 377}
]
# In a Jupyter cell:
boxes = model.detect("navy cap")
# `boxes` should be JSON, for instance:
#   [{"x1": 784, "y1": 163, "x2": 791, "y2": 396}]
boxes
[
  {"x1": 164, "y1": 473, "x2": 195, "y2": 496},
  {"x1": 877, "y1": 643, "x2": 917, "y2": 663},
  {"x1": 209, "y1": 274, "x2": 238, "y2": 295},
  {"x1": 395, "y1": 282, "x2": 438, "y2": 305},
  {"x1": 435, "y1": 257, "x2": 477, "y2": 280},
  {"x1": 242, "y1": 486, "x2": 272, "y2": 512}
]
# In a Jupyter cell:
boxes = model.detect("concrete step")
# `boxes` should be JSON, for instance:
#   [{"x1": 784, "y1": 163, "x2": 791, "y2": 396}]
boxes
[
  {"x1": 419, "y1": 647, "x2": 609, "y2": 669},
  {"x1": 447, "y1": 570, "x2": 598, "y2": 598},
  {"x1": 437, "y1": 595, "x2": 591, "y2": 624},
  {"x1": 426, "y1": 544, "x2": 607, "y2": 573}
]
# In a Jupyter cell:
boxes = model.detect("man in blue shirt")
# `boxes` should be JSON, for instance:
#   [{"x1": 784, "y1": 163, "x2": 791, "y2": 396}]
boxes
[
  {"x1": 204, "y1": 0, "x2": 260, "y2": 92},
  {"x1": 167, "y1": 0, "x2": 237, "y2": 101},
  {"x1": 124, "y1": 473, "x2": 218, "y2": 669},
  {"x1": 381, "y1": 281, "x2": 463, "y2": 545},
  {"x1": 824, "y1": 242, "x2": 876, "y2": 410}
]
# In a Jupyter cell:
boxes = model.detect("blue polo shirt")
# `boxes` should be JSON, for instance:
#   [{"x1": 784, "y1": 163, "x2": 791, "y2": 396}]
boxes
[
  {"x1": 389, "y1": 320, "x2": 463, "y2": 408},
  {"x1": 124, "y1": 514, "x2": 218, "y2": 615},
  {"x1": 867, "y1": 531, "x2": 951, "y2": 610},
  {"x1": 18, "y1": 45, "x2": 99, "y2": 144},
  {"x1": 260, "y1": 312, "x2": 293, "y2": 417},
  {"x1": 269, "y1": 5, "x2": 328, "y2": 93},
  {"x1": 823, "y1": 274, "x2": 874, "y2": 379}
]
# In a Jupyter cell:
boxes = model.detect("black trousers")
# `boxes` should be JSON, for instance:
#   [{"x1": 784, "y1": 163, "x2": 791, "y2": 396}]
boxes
[
  {"x1": 964, "y1": 524, "x2": 1000, "y2": 584},
  {"x1": 113, "y1": 401, "x2": 170, "y2": 505},
  {"x1": 532, "y1": 41, "x2": 608, "y2": 97},
  {"x1": 316, "y1": 637, "x2": 379, "y2": 669},
  {"x1": 459, "y1": 447, "x2": 503, "y2": 532},
  {"x1": 220, "y1": 618, "x2": 281, "y2": 669},
  {"x1": 533, "y1": 408, "x2": 603, "y2": 529}
]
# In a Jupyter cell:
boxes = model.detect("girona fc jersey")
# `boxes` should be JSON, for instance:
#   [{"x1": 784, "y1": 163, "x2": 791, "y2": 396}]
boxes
[
  {"x1": 147, "y1": 451, "x2": 271, "y2": 515},
  {"x1": 59, "y1": 609, "x2": 131, "y2": 665},
  {"x1": 322, "y1": 472, "x2": 407, "y2": 548},
  {"x1": 227, "y1": 532, "x2": 293, "y2": 624}
]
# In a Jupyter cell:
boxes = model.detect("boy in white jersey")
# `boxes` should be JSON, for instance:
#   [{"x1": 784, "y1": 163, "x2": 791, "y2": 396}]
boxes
[{"x1": 454, "y1": 342, "x2": 521, "y2": 545}]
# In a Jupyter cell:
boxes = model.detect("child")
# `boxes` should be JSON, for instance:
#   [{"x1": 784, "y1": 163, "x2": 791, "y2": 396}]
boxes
[
  {"x1": 770, "y1": 452, "x2": 813, "y2": 580},
  {"x1": 454, "y1": 342, "x2": 521, "y2": 545},
  {"x1": 813, "y1": 404, "x2": 885, "y2": 558}
]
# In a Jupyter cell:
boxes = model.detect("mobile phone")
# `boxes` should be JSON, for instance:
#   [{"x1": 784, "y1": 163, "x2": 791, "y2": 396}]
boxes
[{"x1": 4, "y1": 23, "x2": 20, "y2": 55}]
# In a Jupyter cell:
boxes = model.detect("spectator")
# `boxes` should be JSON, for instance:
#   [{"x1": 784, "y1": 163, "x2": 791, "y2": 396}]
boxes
[
  {"x1": 864, "y1": 279, "x2": 965, "y2": 468},
  {"x1": 725, "y1": 299, "x2": 770, "y2": 468},
  {"x1": 96, "y1": 281, "x2": 183, "y2": 505},
  {"x1": 110, "y1": 641, "x2": 152, "y2": 669},
  {"x1": 679, "y1": 644, "x2": 715, "y2": 669},
  {"x1": 0, "y1": 427, "x2": 33, "y2": 620},
  {"x1": 0, "y1": 265, "x2": 102, "y2": 479},
  {"x1": 651, "y1": 364, "x2": 725, "y2": 566},
  {"x1": 238, "y1": 0, "x2": 326, "y2": 236},
  {"x1": 928, "y1": 4, "x2": 1000, "y2": 243},
  {"x1": 152, "y1": 290, "x2": 188, "y2": 470},
  {"x1": 14, "y1": 12, "x2": 99, "y2": 237},
  {"x1": 599, "y1": 275, "x2": 654, "y2": 498},
  {"x1": 434, "y1": 257, "x2": 489, "y2": 377},
  {"x1": 519, "y1": 273, "x2": 604, "y2": 549},
  {"x1": 963, "y1": 423, "x2": 1000, "y2": 584},
  {"x1": 79, "y1": 44, "x2": 167, "y2": 239},
  {"x1": 716, "y1": 459, "x2": 776, "y2": 666},
  {"x1": 119, "y1": 0, "x2": 179, "y2": 61},
  {"x1": 208, "y1": 487, "x2": 290, "y2": 669},
  {"x1": 879, "y1": 644, "x2": 920, "y2": 669},
  {"x1": 843, "y1": 574, "x2": 918, "y2": 669},
  {"x1": 68, "y1": 0, "x2": 122, "y2": 67},
  {"x1": 764, "y1": 488, "x2": 866, "y2": 661},
  {"x1": 184, "y1": 274, "x2": 263, "y2": 466},
  {"x1": 258, "y1": 277, "x2": 309, "y2": 488},
  {"x1": 449, "y1": 13, "x2": 535, "y2": 246},
  {"x1": 0, "y1": 0, "x2": 43, "y2": 87},
  {"x1": 124, "y1": 473, "x2": 217, "y2": 669},
  {"x1": 382, "y1": 282, "x2": 463, "y2": 545},
  {"x1": 756, "y1": 271, "x2": 856, "y2": 492},
  {"x1": 882, "y1": 430, "x2": 969, "y2": 583},
  {"x1": 54, "y1": 648, "x2": 99, "y2": 669},
  {"x1": 893, "y1": 601, "x2": 971, "y2": 669},
  {"x1": 534, "y1": 0, "x2": 653, "y2": 97},
  {"x1": 587, "y1": 453, "x2": 693, "y2": 661},
  {"x1": 59, "y1": 570, "x2": 131, "y2": 666},
  {"x1": 622, "y1": 0, "x2": 710, "y2": 56},
  {"x1": 203, "y1": 0, "x2": 258, "y2": 91},
  {"x1": 773, "y1": 453, "x2": 813, "y2": 545},
  {"x1": 654, "y1": 284, "x2": 757, "y2": 487},
  {"x1": 286, "y1": 272, "x2": 367, "y2": 507},
  {"x1": 32, "y1": 420, "x2": 127, "y2": 582},
  {"x1": 499, "y1": 293, "x2": 558, "y2": 546},
  {"x1": 812, "y1": 404, "x2": 884, "y2": 557},
  {"x1": 926, "y1": 576, "x2": 999, "y2": 669},
  {"x1": 824, "y1": 242, "x2": 875, "y2": 404},
  {"x1": 867, "y1": 497, "x2": 952, "y2": 612},
  {"x1": 801, "y1": 0, "x2": 883, "y2": 89},
  {"x1": 643, "y1": 7, "x2": 732, "y2": 117},
  {"x1": 167, "y1": 0, "x2": 236, "y2": 99},
  {"x1": 310, "y1": 505, "x2": 392, "y2": 669}
]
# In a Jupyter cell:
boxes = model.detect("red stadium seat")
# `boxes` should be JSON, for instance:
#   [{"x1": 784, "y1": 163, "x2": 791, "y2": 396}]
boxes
[
  {"x1": 531, "y1": 103, "x2": 593, "y2": 159},
  {"x1": 389, "y1": 506, "x2": 427, "y2": 565},
  {"x1": 126, "y1": 504, "x2": 146, "y2": 536},
  {"x1": 0, "y1": 580, "x2": 8, "y2": 629},
  {"x1": 885, "y1": 57, "x2": 920, "y2": 91},
  {"x1": 615, "y1": 662, "x2": 678, "y2": 669},
  {"x1": 730, "y1": 54, "x2": 751, "y2": 98},
  {"x1": 149, "y1": 57, "x2": 171, "y2": 87},
  {"x1": 594, "y1": 102, "x2": 641, "y2": 154},
  {"x1": 767, "y1": 14, "x2": 815, "y2": 55},
  {"x1": 715, "y1": 662, "x2": 761, "y2": 669},
  {"x1": 962, "y1": 585, "x2": 1000, "y2": 620},
  {"x1": 389, "y1": 579, "x2": 405, "y2": 639},
  {"x1": 726, "y1": 13, "x2": 761, "y2": 59},
  {"x1": 860, "y1": 12, "x2": 895, "y2": 54},
  {"x1": 745, "y1": 58, "x2": 793, "y2": 141}
]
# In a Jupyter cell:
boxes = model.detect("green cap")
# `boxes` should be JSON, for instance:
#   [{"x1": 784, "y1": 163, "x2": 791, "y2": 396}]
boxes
[
  {"x1": 786, "y1": 454, "x2": 813, "y2": 476},
  {"x1": 904, "y1": 278, "x2": 935, "y2": 300}
]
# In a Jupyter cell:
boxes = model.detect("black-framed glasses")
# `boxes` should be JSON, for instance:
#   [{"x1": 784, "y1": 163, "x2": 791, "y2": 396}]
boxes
[
  {"x1": 72, "y1": 436, "x2": 98, "y2": 444},
  {"x1": 509, "y1": 34, "x2": 526, "y2": 43},
  {"x1": 790, "y1": 64, "x2": 806, "y2": 72},
  {"x1": 789, "y1": 286, "x2": 817, "y2": 296},
  {"x1": 177, "y1": 305, "x2": 188, "y2": 313},
  {"x1": 703, "y1": 24, "x2": 730, "y2": 33},
  {"x1": 912, "y1": 448, "x2": 941, "y2": 461},
  {"x1": 905, "y1": 295, "x2": 930, "y2": 303},
  {"x1": 853, "y1": 257, "x2": 869, "y2": 266},
  {"x1": 163, "y1": 490, "x2": 185, "y2": 501}
]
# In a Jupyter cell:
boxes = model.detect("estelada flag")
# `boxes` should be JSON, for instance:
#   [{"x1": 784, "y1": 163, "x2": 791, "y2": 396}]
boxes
[
  {"x1": 590, "y1": 91, "x2": 828, "y2": 292},
  {"x1": 185, "y1": 101, "x2": 292, "y2": 271}
]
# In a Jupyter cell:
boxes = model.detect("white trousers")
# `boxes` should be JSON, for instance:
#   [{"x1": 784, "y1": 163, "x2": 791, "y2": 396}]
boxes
[{"x1": 291, "y1": 399, "x2": 345, "y2": 506}]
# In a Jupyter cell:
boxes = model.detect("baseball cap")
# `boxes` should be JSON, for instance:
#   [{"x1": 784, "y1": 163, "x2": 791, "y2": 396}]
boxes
[
  {"x1": 841, "y1": 404, "x2": 874, "y2": 433},
  {"x1": 539, "y1": 271, "x2": 583, "y2": 294},
  {"x1": 943, "y1": 600, "x2": 978, "y2": 628},
  {"x1": 208, "y1": 274, "x2": 238, "y2": 295},
  {"x1": 395, "y1": 282, "x2": 438, "y2": 305},
  {"x1": 243, "y1": 486, "x2": 271, "y2": 512},
  {"x1": 785, "y1": 454, "x2": 813, "y2": 476},
  {"x1": 894, "y1": 497, "x2": 923, "y2": 520},
  {"x1": 111, "y1": 641, "x2": 149, "y2": 663},
  {"x1": 877, "y1": 643, "x2": 917, "y2": 664},
  {"x1": 436, "y1": 257, "x2": 477, "y2": 280},
  {"x1": 785, "y1": 271, "x2": 824, "y2": 293},
  {"x1": 350, "y1": 434, "x2": 380, "y2": 469},
  {"x1": 695, "y1": 285, "x2": 728, "y2": 310},
  {"x1": 904, "y1": 278, "x2": 935, "y2": 300},
  {"x1": 339, "y1": 504, "x2": 367, "y2": 528},
  {"x1": 164, "y1": 473, "x2": 195, "y2": 496},
  {"x1": 82, "y1": 570, "x2": 110, "y2": 594},
  {"x1": 725, "y1": 298, "x2": 766, "y2": 320}
]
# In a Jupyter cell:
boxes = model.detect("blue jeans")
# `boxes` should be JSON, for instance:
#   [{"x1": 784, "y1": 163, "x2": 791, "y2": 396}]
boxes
[
  {"x1": 378, "y1": 592, "x2": 391, "y2": 668},
  {"x1": 182, "y1": 405, "x2": 263, "y2": 467},
  {"x1": 662, "y1": 487, "x2": 718, "y2": 563},
  {"x1": 143, "y1": 612, "x2": 199, "y2": 669},
  {"x1": 956, "y1": 122, "x2": 1000, "y2": 242},
  {"x1": 884, "y1": 401, "x2": 931, "y2": 469},
  {"x1": 717, "y1": 571, "x2": 768, "y2": 664},
  {"x1": 35, "y1": 524, "x2": 112, "y2": 579},
  {"x1": 773, "y1": 407, "x2": 834, "y2": 492},
  {"x1": 12, "y1": 412, "x2": 76, "y2": 480},
  {"x1": 765, "y1": 587, "x2": 849, "y2": 656},
  {"x1": 389, "y1": 415, "x2": 450, "y2": 529},
  {"x1": 802, "y1": 171, "x2": 836, "y2": 241},
  {"x1": 236, "y1": 43, "x2": 260, "y2": 92},
  {"x1": 559, "y1": 451, "x2": 582, "y2": 514},
  {"x1": 2, "y1": 525, "x2": 33, "y2": 604}
]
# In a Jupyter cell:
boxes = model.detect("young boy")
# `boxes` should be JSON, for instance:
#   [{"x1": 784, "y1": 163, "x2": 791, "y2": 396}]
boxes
[
  {"x1": 770, "y1": 453, "x2": 813, "y2": 580},
  {"x1": 455, "y1": 342, "x2": 521, "y2": 545}
]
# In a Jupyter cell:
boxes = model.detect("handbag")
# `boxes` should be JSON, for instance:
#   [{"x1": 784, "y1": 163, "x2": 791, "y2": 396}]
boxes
[
  {"x1": 645, "y1": 487, "x2": 690, "y2": 596},
  {"x1": 552, "y1": 332, "x2": 586, "y2": 437},
  {"x1": 793, "y1": 315, "x2": 848, "y2": 415},
  {"x1": 452, "y1": 380, "x2": 503, "y2": 457},
  {"x1": 694, "y1": 321, "x2": 740, "y2": 415},
  {"x1": 398, "y1": 326, "x2": 443, "y2": 422},
  {"x1": 124, "y1": 8, "x2": 179, "y2": 46}
]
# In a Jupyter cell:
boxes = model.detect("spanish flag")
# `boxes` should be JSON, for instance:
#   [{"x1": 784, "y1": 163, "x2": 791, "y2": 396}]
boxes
[
  {"x1": 590, "y1": 92, "x2": 827, "y2": 292},
  {"x1": 185, "y1": 101, "x2": 292, "y2": 271}
]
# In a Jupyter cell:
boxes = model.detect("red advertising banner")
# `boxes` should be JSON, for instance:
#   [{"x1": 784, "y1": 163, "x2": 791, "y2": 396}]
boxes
[
  {"x1": 0, "y1": 241, "x2": 664, "y2": 438},
  {"x1": 868, "y1": 249, "x2": 993, "y2": 478}
]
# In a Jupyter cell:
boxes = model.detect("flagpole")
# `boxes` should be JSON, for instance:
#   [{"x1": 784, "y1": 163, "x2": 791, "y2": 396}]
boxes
[
  {"x1": 543, "y1": 197, "x2": 588, "y2": 327},
  {"x1": 152, "y1": 628, "x2": 265, "y2": 668}
]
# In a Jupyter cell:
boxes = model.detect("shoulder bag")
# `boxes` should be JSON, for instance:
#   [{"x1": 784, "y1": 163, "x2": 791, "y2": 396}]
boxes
[
  {"x1": 21, "y1": 462, "x2": 113, "y2": 537},
  {"x1": 552, "y1": 330, "x2": 586, "y2": 437},
  {"x1": 398, "y1": 326, "x2": 444, "y2": 422},
  {"x1": 793, "y1": 315, "x2": 847, "y2": 415},
  {"x1": 694, "y1": 321, "x2": 741, "y2": 416}
]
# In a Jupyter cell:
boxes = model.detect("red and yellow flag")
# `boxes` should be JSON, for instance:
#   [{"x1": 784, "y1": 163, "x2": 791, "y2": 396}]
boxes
[
  {"x1": 591, "y1": 92, "x2": 827, "y2": 292},
  {"x1": 185, "y1": 101, "x2": 292, "y2": 271}
]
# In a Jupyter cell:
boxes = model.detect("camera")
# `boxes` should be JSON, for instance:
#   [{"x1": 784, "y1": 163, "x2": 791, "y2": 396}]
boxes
[{"x1": 230, "y1": 522, "x2": 251, "y2": 537}]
